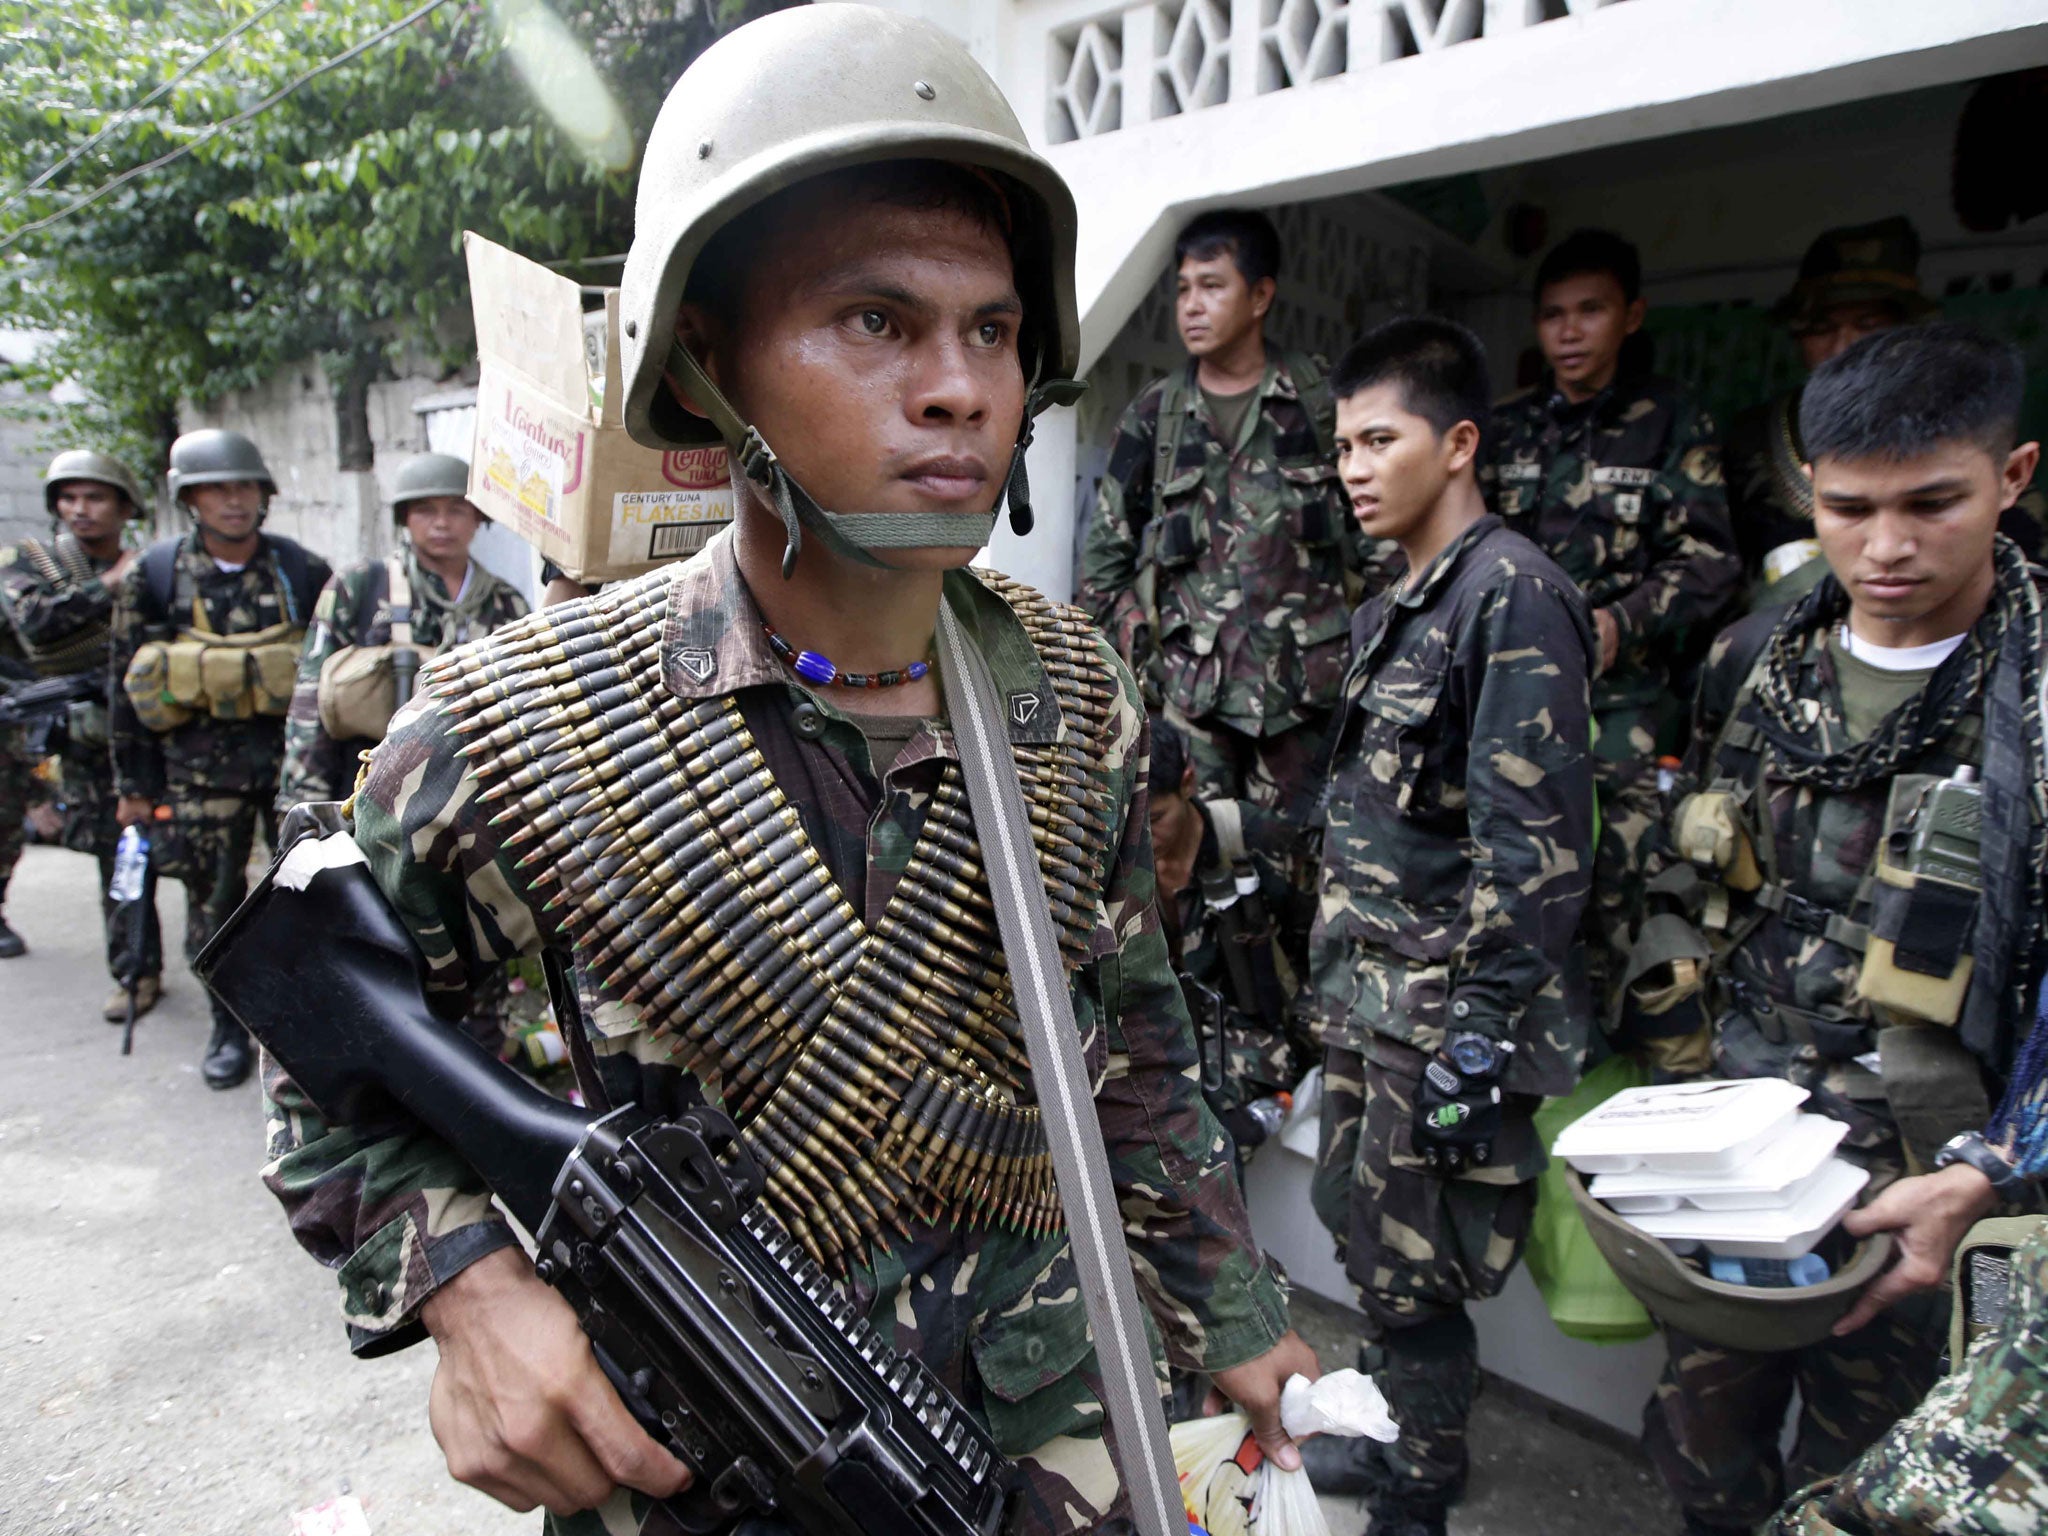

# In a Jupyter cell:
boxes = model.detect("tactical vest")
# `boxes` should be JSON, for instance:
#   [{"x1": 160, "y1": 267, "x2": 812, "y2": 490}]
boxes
[
  {"x1": 316, "y1": 555, "x2": 446, "y2": 742},
  {"x1": 418, "y1": 566, "x2": 1119, "y2": 1275},
  {"x1": 12, "y1": 534, "x2": 112, "y2": 676},
  {"x1": 121, "y1": 540, "x2": 309, "y2": 731}
]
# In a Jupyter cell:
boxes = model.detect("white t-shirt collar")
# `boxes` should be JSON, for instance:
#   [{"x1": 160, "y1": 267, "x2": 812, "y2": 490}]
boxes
[{"x1": 1837, "y1": 623, "x2": 1967, "y2": 673}]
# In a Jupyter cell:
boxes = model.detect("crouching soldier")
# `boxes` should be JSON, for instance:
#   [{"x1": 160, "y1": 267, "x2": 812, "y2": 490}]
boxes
[
  {"x1": 0, "y1": 450, "x2": 162, "y2": 1010},
  {"x1": 1301, "y1": 318, "x2": 1596, "y2": 1536},
  {"x1": 278, "y1": 453, "x2": 528, "y2": 812},
  {"x1": 110, "y1": 428, "x2": 329, "y2": 1088},
  {"x1": 248, "y1": 10, "x2": 1312, "y2": 1533},
  {"x1": 1636, "y1": 322, "x2": 2048, "y2": 1535}
]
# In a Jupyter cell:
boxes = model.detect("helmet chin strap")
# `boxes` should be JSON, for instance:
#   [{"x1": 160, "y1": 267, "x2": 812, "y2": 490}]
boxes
[{"x1": 664, "y1": 340, "x2": 1083, "y2": 578}]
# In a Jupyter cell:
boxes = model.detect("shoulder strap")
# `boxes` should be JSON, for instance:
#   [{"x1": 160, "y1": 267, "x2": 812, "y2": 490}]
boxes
[
  {"x1": 1206, "y1": 796, "x2": 1251, "y2": 869},
  {"x1": 934, "y1": 602, "x2": 1181, "y2": 1536},
  {"x1": 1281, "y1": 348, "x2": 1336, "y2": 463},
  {"x1": 1151, "y1": 366, "x2": 1195, "y2": 524},
  {"x1": 386, "y1": 552, "x2": 414, "y2": 649},
  {"x1": 264, "y1": 536, "x2": 317, "y2": 627},
  {"x1": 143, "y1": 539, "x2": 182, "y2": 621}
]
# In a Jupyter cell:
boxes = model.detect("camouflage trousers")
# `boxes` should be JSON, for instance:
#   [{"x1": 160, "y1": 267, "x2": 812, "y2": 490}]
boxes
[
  {"x1": 157, "y1": 782, "x2": 275, "y2": 1029},
  {"x1": 1644, "y1": 1290, "x2": 1949, "y2": 1531},
  {"x1": 1766, "y1": 1221, "x2": 2048, "y2": 1536},
  {"x1": 1588, "y1": 703, "x2": 1669, "y2": 1025},
  {"x1": 0, "y1": 736, "x2": 40, "y2": 908},
  {"x1": 1311, "y1": 1039, "x2": 1542, "y2": 1504},
  {"x1": 1161, "y1": 699, "x2": 1328, "y2": 823}
]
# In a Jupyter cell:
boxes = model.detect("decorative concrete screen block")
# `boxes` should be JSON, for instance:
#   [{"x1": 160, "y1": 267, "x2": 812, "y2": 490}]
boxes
[
  {"x1": 1048, "y1": 18, "x2": 1124, "y2": 142},
  {"x1": 1261, "y1": 0, "x2": 1350, "y2": 94},
  {"x1": 1158, "y1": 0, "x2": 1233, "y2": 118}
]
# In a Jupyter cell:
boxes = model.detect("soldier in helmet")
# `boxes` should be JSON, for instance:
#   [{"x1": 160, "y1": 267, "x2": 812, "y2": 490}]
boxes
[
  {"x1": 252, "y1": 9, "x2": 1313, "y2": 1533},
  {"x1": 1627, "y1": 322, "x2": 2048, "y2": 1535},
  {"x1": 0, "y1": 450, "x2": 163, "y2": 1000},
  {"x1": 109, "y1": 428, "x2": 329, "y2": 1088},
  {"x1": 278, "y1": 453, "x2": 528, "y2": 812}
]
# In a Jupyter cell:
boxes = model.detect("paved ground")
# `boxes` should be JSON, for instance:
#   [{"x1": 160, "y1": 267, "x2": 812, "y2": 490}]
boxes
[{"x1": 0, "y1": 841, "x2": 1677, "y2": 1535}]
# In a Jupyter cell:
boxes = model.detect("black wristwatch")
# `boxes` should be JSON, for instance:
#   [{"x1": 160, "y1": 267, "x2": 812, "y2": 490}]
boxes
[
  {"x1": 1445, "y1": 1030, "x2": 1511, "y2": 1079},
  {"x1": 1933, "y1": 1131, "x2": 2027, "y2": 1198}
]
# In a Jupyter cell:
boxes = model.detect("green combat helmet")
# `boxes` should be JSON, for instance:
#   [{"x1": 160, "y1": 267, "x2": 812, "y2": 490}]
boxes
[
  {"x1": 166, "y1": 428, "x2": 277, "y2": 507},
  {"x1": 1568, "y1": 1169, "x2": 1896, "y2": 1352},
  {"x1": 43, "y1": 448, "x2": 146, "y2": 515},
  {"x1": 388, "y1": 452, "x2": 478, "y2": 522},
  {"x1": 616, "y1": 3, "x2": 1084, "y2": 577}
]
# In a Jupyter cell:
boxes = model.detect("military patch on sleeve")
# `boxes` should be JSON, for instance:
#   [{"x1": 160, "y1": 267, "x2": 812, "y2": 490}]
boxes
[{"x1": 1591, "y1": 466, "x2": 1656, "y2": 488}]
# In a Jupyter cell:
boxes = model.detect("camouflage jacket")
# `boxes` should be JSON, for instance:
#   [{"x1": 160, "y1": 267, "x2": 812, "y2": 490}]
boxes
[
  {"x1": 1484, "y1": 372, "x2": 1740, "y2": 713},
  {"x1": 1077, "y1": 350, "x2": 1395, "y2": 734},
  {"x1": 260, "y1": 530, "x2": 1289, "y2": 1463},
  {"x1": 108, "y1": 532, "x2": 332, "y2": 801},
  {"x1": 277, "y1": 550, "x2": 528, "y2": 810},
  {"x1": 0, "y1": 532, "x2": 121, "y2": 848},
  {"x1": 1308, "y1": 514, "x2": 1596, "y2": 1099},
  {"x1": 1168, "y1": 797, "x2": 1316, "y2": 1113}
]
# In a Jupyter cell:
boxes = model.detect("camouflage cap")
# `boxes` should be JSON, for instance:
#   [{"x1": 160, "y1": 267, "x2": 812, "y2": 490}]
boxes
[
  {"x1": 1772, "y1": 216, "x2": 1938, "y2": 329},
  {"x1": 43, "y1": 448, "x2": 145, "y2": 514}
]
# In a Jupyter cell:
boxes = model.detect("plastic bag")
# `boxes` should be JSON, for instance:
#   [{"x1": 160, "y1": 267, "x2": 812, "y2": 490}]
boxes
[
  {"x1": 1172, "y1": 1370, "x2": 1399, "y2": 1535},
  {"x1": 1248, "y1": 1464, "x2": 1329, "y2": 1536},
  {"x1": 1279, "y1": 1368, "x2": 1398, "y2": 1443},
  {"x1": 1171, "y1": 1411, "x2": 1260, "y2": 1536},
  {"x1": 1526, "y1": 1052, "x2": 1655, "y2": 1342}
]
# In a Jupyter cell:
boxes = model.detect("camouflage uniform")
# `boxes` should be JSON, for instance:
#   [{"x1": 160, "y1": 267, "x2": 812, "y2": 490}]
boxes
[
  {"x1": 109, "y1": 533, "x2": 331, "y2": 1031},
  {"x1": 1635, "y1": 569, "x2": 2048, "y2": 1531},
  {"x1": 1078, "y1": 350, "x2": 1396, "y2": 817},
  {"x1": 1163, "y1": 796, "x2": 1315, "y2": 1141},
  {"x1": 1484, "y1": 373, "x2": 1740, "y2": 1022},
  {"x1": 0, "y1": 641, "x2": 35, "y2": 922},
  {"x1": 259, "y1": 531, "x2": 1291, "y2": 1536},
  {"x1": 0, "y1": 532, "x2": 161, "y2": 980},
  {"x1": 1306, "y1": 514, "x2": 1596, "y2": 1512},
  {"x1": 277, "y1": 549, "x2": 529, "y2": 810},
  {"x1": 1766, "y1": 1219, "x2": 2048, "y2": 1535}
]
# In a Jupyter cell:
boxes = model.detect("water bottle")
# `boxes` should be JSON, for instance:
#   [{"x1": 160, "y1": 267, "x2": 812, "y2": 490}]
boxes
[
  {"x1": 109, "y1": 824, "x2": 150, "y2": 904},
  {"x1": 1707, "y1": 1252, "x2": 1831, "y2": 1288}
]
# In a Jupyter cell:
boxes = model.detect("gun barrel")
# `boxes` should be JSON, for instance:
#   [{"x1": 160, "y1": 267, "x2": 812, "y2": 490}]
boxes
[{"x1": 194, "y1": 831, "x2": 591, "y2": 1232}]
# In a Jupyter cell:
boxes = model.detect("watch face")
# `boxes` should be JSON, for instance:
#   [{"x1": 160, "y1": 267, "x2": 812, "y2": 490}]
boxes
[{"x1": 1448, "y1": 1036, "x2": 1497, "y2": 1076}]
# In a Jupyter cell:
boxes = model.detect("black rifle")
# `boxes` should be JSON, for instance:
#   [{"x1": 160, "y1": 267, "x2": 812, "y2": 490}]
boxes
[
  {"x1": 194, "y1": 823, "x2": 1014, "y2": 1536},
  {"x1": 0, "y1": 670, "x2": 100, "y2": 757}
]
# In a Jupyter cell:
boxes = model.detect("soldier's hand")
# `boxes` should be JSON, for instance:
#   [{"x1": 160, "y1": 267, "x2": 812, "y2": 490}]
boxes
[
  {"x1": 1204, "y1": 1329, "x2": 1321, "y2": 1471},
  {"x1": 115, "y1": 795, "x2": 155, "y2": 828},
  {"x1": 1832, "y1": 1163, "x2": 1999, "y2": 1336},
  {"x1": 419, "y1": 1245, "x2": 692, "y2": 1516},
  {"x1": 1411, "y1": 1053, "x2": 1503, "y2": 1173}
]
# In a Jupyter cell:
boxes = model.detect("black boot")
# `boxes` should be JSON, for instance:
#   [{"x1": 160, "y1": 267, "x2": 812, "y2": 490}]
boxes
[
  {"x1": 202, "y1": 1017, "x2": 253, "y2": 1089},
  {"x1": 0, "y1": 917, "x2": 24, "y2": 958},
  {"x1": 1371, "y1": 1496, "x2": 1449, "y2": 1536},
  {"x1": 1299, "y1": 1430, "x2": 1386, "y2": 1497}
]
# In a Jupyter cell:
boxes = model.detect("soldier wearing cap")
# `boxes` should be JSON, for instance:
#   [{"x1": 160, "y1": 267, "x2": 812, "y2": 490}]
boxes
[
  {"x1": 277, "y1": 453, "x2": 528, "y2": 812},
  {"x1": 1724, "y1": 218, "x2": 1944, "y2": 607},
  {"x1": 252, "y1": 10, "x2": 1312, "y2": 1532},
  {"x1": 0, "y1": 451, "x2": 159, "y2": 991},
  {"x1": 109, "y1": 427, "x2": 330, "y2": 1088}
]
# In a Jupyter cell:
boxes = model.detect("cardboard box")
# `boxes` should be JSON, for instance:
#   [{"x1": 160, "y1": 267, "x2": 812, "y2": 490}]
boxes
[{"x1": 463, "y1": 231, "x2": 733, "y2": 583}]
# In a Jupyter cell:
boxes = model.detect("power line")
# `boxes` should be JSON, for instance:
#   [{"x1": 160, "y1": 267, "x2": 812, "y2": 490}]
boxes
[
  {"x1": 0, "y1": 0, "x2": 457, "y2": 255},
  {"x1": 0, "y1": 0, "x2": 294, "y2": 220}
]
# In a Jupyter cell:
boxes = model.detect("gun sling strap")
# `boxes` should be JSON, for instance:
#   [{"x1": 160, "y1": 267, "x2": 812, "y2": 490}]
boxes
[{"x1": 933, "y1": 601, "x2": 1183, "y2": 1536}]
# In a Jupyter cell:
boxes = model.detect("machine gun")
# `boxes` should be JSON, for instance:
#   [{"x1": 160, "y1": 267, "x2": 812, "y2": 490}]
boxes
[
  {"x1": 194, "y1": 822, "x2": 1015, "y2": 1536},
  {"x1": 0, "y1": 671, "x2": 101, "y2": 757}
]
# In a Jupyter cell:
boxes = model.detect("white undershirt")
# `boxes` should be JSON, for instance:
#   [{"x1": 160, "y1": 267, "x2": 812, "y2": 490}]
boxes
[
  {"x1": 213, "y1": 558, "x2": 247, "y2": 574},
  {"x1": 1837, "y1": 623, "x2": 1967, "y2": 673}
]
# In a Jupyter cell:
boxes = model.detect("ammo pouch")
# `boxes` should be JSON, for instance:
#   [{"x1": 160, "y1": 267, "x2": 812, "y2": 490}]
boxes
[
  {"x1": 123, "y1": 622, "x2": 304, "y2": 727},
  {"x1": 1948, "y1": 1214, "x2": 2048, "y2": 1366},
  {"x1": 1860, "y1": 771, "x2": 1983, "y2": 1027},
  {"x1": 317, "y1": 641, "x2": 438, "y2": 741},
  {"x1": 1149, "y1": 500, "x2": 1200, "y2": 568},
  {"x1": 1877, "y1": 1020, "x2": 1991, "y2": 1174},
  {"x1": 65, "y1": 698, "x2": 109, "y2": 751},
  {"x1": 1673, "y1": 788, "x2": 1762, "y2": 894},
  {"x1": 1621, "y1": 914, "x2": 1713, "y2": 1042}
]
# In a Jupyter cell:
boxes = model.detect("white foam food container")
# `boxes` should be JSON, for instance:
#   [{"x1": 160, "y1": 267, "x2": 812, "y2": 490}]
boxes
[
  {"x1": 1624, "y1": 1156, "x2": 1869, "y2": 1259},
  {"x1": 1590, "y1": 1113, "x2": 1850, "y2": 1213},
  {"x1": 1554, "y1": 1078, "x2": 1807, "y2": 1175}
]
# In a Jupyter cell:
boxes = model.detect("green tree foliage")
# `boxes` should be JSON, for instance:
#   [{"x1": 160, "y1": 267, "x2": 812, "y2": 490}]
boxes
[{"x1": 0, "y1": 0, "x2": 786, "y2": 477}]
